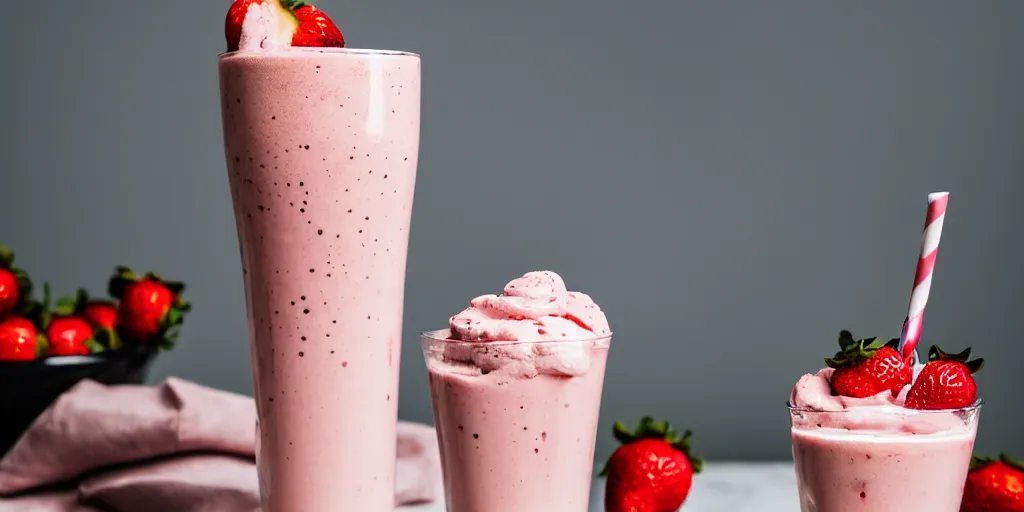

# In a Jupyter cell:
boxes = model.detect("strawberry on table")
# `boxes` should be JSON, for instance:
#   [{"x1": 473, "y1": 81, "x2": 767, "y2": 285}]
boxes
[
  {"x1": 0, "y1": 316, "x2": 43, "y2": 361},
  {"x1": 602, "y1": 416, "x2": 702, "y2": 512},
  {"x1": 961, "y1": 453, "x2": 1024, "y2": 511},
  {"x1": 108, "y1": 267, "x2": 190, "y2": 348},
  {"x1": 826, "y1": 330, "x2": 912, "y2": 398},
  {"x1": 0, "y1": 245, "x2": 34, "y2": 318},
  {"x1": 905, "y1": 345, "x2": 983, "y2": 410},
  {"x1": 225, "y1": 0, "x2": 345, "y2": 52}
]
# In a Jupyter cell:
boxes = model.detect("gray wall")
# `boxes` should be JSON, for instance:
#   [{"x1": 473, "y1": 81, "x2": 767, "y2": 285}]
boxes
[{"x1": 1, "y1": 1, "x2": 1020, "y2": 461}]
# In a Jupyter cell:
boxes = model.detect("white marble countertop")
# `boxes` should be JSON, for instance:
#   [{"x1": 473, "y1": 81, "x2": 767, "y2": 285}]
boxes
[{"x1": 402, "y1": 462, "x2": 799, "y2": 512}]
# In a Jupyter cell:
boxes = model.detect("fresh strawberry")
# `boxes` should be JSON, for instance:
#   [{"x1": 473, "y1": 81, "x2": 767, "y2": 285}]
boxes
[
  {"x1": 602, "y1": 417, "x2": 703, "y2": 512},
  {"x1": 46, "y1": 316, "x2": 97, "y2": 356},
  {"x1": 51, "y1": 288, "x2": 121, "y2": 349},
  {"x1": 0, "y1": 245, "x2": 34, "y2": 318},
  {"x1": 0, "y1": 316, "x2": 41, "y2": 361},
  {"x1": 905, "y1": 345, "x2": 983, "y2": 410},
  {"x1": 109, "y1": 267, "x2": 190, "y2": 347},
  {"x1": 225, "y1": 0, "x2": 344, "y2": 52},
  {"x1": 825, "y1": 330, "x2": 912, "y2": 398},
  {"x1": 961, "y1": 454, "x2": 1024, "y2": 511},
  {"x1": 83, "y1": 301, "x2": 117, "y2": 330}
]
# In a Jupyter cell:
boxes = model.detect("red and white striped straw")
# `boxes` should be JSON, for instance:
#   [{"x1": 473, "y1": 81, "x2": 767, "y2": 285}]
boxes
[{"x1": 898, "y1": 192, "x2": 950, "y2": 359}]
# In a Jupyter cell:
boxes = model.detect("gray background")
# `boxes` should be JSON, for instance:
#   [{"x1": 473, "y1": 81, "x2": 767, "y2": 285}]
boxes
[{"x1": 0, "y1": 1, "x2": 1020, "y2": 462}]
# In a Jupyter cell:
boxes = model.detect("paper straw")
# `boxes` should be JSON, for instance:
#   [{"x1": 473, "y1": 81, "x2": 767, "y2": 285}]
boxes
[{"x1": 898, "y1": 192, "x2": 949, "y2": 359}]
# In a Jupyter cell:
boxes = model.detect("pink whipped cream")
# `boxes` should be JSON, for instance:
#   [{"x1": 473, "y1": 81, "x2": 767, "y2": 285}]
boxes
[
  {"x1": 790, "y1": 368, "x2": 968, "y2": 435},
  {"x1": 435, "y1": 271, "x2": 610, "y2": 377}
]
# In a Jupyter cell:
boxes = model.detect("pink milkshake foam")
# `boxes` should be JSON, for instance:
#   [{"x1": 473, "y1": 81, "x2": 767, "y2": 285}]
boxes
[{"x1": 423, "y1": 271, "x2": 611, "y2": 512}]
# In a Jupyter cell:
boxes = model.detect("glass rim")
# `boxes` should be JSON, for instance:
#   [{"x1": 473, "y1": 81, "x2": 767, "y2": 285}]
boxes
[
  {"x1": 420, "y1": 328, "x2": 613, "y2": 346},
  {"x1": 219, "y1": 47, "x2": 420, "y2": 59},
  {"x1": 787, "y1": 399, "x2": 984, "y2": 415}
]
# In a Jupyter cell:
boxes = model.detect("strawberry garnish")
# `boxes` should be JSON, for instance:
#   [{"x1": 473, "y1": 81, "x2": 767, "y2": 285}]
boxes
[
  {"x1": 45, "y1": 317, "x2": 98, "y2": 357},
  {"x1": 225, "y1": 0, "x2": 344, "y2": 52},
  {"x1": 109, "y1": 267, "x2": 190, "y2": 348},
  {"x1": 961, "y1": 453, "x2": 1024, "y2": 511},
  {"x1": 0, "y1": 316, "x2": 42, "y2": 361},
  {"x1": 905, "y1": 345, "x2": 983, "y2": 410},
  {"x1": 0, "y1": 245, "x2": 34, "y2": 318},
  {"x1": 825, "y1": 330, "x2": 912, "y2": 398},
  {"x1": 602, "y1": 417, "x2": 703, "y2": 512}
]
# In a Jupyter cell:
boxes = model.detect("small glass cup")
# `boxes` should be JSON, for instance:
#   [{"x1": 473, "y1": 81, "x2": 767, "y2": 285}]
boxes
[
  {"x1": 421, "y1": 329, "x2": 612, "y2": 512},
  {"x1": 789, "y1": 402, "x2": 982, "y2": 511}
]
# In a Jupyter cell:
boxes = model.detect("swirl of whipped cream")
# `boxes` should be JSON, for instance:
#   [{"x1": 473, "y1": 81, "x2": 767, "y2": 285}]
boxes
[
  {"x1": 789, "y1": 368, "x2": 970, "y2": 435},
  {"x1": 442, "y1": 271, "x2": 610, "y2": 377}
]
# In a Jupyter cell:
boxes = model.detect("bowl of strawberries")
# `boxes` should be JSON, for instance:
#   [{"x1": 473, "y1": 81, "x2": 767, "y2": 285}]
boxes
[{"x1": 0, "y1": 245, "x2": 191, "y2": 455}]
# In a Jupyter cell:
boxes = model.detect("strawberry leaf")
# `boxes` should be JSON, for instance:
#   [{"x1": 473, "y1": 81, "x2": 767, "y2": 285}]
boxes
[
  {"x1": 826, "y1": 331, "x2": 893, "y2": 369},
  {"x1": 1000, "y1": 454, "x2": 1024, "y2": 473},
  {"x1": 0, "y1": 246, "x2": 13, "y2": 269},
  {"x1": 94, "y1": 327, "x2": 122, "y2": 350},
  {"x1": 84, "y1": 339, "x2": 105, "y2": 354},
  {"x1": 108, "y1": 266, "x2": 137, "y2": 299},
  {"x1": 927, "y1": 345, "x2": 984, "y2": 374}
]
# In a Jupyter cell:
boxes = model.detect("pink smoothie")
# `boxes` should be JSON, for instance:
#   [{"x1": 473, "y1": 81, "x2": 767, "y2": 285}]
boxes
[
  {"x1": 423, "y1": 271, "x2": 612, "y2": 512},
  {"x1": 219, "y1": 47, "x2": 420, "y2": 511},
  {"x1": 789, "y1": 369, "x2": 980, "y2": 512}
]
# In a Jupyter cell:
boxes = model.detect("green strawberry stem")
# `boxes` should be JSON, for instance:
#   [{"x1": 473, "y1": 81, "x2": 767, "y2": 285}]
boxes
[
  {"x1": 825, "y1": 330, "x2": 900, "y2": 369},
  {"x1": 35, "y1": 333, "x2": 48, "y2": 357},
  {"x1": 93, "y1": 327, "x2": 122, "y2": 351},
  {"x1": 928, "y1": 345, "x2": 984, "y2": 374},
  {"x1": 600, "y1": 416, "x2": 703, "y2": 476},
  {"x1": 971, "y1": 453, "x2": 1024, "y2": 472}
]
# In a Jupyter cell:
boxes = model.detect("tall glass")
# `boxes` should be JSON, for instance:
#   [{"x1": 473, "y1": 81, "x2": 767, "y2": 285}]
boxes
[
  {"x1": 421, "y1": 330, "x2": 612, "y2": 512},
  {"x1": 790, "y1": 403, "x2": 981, "y2": 512},
  {"x1": 219, "y1": 48, "x2": 421, "y2": 511}
]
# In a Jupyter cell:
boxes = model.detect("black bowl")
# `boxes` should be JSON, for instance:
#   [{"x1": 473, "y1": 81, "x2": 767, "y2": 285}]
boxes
[{"x1": 0, "y1": 345, "x2": 159, "y2": 456}]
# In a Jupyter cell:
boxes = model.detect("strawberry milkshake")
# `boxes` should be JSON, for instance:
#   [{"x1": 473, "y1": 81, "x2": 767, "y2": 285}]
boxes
[
  {"x1": 422, "y1": 271, "x2": 611, "y2": 512},
  {"x1": 789, "y1": 332, "x2": 983, "y2": 512},
  {"x1": 218, "y1": 1, "x2": 420, "y2": 510}
]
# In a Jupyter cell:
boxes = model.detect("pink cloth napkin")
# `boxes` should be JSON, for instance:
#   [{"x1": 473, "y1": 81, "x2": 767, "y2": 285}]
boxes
[{"x1": 0, "y1": 378, "x2": 440, "y2": 512}]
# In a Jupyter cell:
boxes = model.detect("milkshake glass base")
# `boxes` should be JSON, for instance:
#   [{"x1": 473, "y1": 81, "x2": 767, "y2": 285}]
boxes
[
  {"x1": 219, "y1": 47, "x2": 421, "y2": 511},
  {"x1": 789, "y1": 403, "x2": 981, "y2": 512},
  {"x1": 422, "y1": 330, "x2": 611, "y2": 512}
]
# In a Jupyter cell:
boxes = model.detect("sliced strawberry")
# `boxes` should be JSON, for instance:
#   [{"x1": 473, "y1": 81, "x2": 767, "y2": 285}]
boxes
[
  {"x1": 285, "y1": 1, "x2": 344, "y2": 48},
  {"x1": 225, "y1": 0, "x2": 344, "y2": 52},
  {"x1": 825, "y1": 330, "x2": 912, "y2": 398},
  {"x1": 905, "y1": 345, "x2": 983, "y2": 410}
]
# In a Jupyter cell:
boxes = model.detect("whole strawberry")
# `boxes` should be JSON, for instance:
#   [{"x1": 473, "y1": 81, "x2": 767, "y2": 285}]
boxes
[
  {"x1": 602, "y1": 417, "x2": 703, "y2": 512},
  {"x1": 225, "y1": 0, "x2": 345, "y2": 52},
  {"x1": 905, "y1": 345, "x2": 983, "y2": 410},
  {"x1": 961, "y1": 454, "x2": 1024, "y2": 511},
  {"x1": 53, "y1": 288, "x2": 121, "y2": 349},
  {"x1": 109, "y1": 267, "x2": 190, "y2": 347},
  {"x1": 826, "y1": 330, "x2": 912, "y2": 398},
  {"x1": 0, "y1": 316, "x2": 43, "y2": 361},
  {"x1": 0, "y1": 245, "x2": 34, "y2": 318},
  {"x1": 46, "y1": 317, "x2": 97, "y2": 357},
  {"x1": 83, "y1": 301, "x2": 117, "y2": 330}
]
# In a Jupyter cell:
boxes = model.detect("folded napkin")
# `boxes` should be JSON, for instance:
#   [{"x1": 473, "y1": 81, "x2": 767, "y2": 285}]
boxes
[{"x1": 0, "y1": 378, "x2": 441, "y2": 512}]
